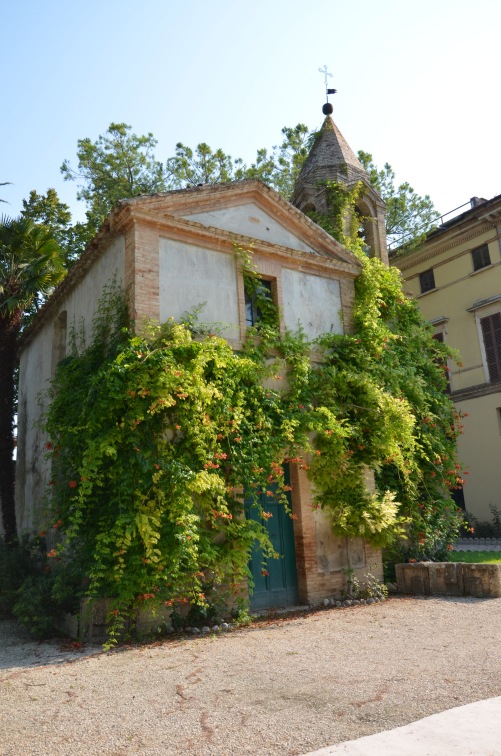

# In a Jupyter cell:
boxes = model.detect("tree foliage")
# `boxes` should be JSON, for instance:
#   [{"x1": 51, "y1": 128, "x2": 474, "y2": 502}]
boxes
[
  {"x1": 61, "y1": 123, "x2": 166, "y2": 238},
  {"x1": 357, "y1": 150, "x2": 440, "y2": 249},
  {"x1": 165, "y1": 124, "x2": 312, "y2": 199},
  {"x1": 0, "y1": 182, "x2": 11, "y2": 205},
  {"x1": 308, "y1": 180, "x2": 465, "y2": 560},
  {"x1": 242, "y1": 123, "x2": 313, "y2": 198},
  {"x1": 0, "y1": 217, "x2": 65, "y2": 539},
  {"x1": 57, "y1": 122, "x2": 438, "y2": 259},
  {"x1": 20, "y1": 189, "x2": 91, "y2": 267},
  {"x1": 166, "y1": 142, "x2": 246, "y2": 188}
]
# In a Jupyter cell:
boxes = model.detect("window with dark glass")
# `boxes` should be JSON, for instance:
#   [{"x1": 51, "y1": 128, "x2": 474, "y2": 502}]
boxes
[
  {"x1": 432, "y1": 332, "x2": 451, "y2": 393},
  {"x1": 419, "y1": 268, "x2": 435, "y2": 294},
  {"x1": 472, "y1": 244, "x2": 491, "y2": 272},
  {"x1": 245, "y1": 279, "x2": 273, "y2": 327},
  {"x1": 450, "y1": 486, "x2": 465, "y2": 511},
  {"x1": 480, "y1": 312, "x2": 501, "y2": 382}
]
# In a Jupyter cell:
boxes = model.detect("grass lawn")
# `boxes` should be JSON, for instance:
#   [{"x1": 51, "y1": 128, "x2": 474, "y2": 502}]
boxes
[{"x1": 450, "y1": 551, "x2": 501, "y2": 564}]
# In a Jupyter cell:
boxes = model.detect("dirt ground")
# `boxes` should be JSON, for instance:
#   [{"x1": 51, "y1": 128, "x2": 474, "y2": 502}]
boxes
[{"x1": 1, "y1": 596, "x2": 501, "y2": 755}]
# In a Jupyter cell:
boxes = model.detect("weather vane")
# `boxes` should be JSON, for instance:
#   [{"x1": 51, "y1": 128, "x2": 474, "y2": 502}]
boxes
[{"x1": 318, "y1": 65, "x2": 337, "y2": 100}]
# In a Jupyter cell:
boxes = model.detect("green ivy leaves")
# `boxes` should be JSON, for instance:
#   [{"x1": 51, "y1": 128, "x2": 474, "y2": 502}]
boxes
[{"x1": 41, "y1": 228, "x2": 464, "y2": 638}]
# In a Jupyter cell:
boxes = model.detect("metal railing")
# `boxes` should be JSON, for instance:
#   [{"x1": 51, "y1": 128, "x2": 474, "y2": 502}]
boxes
[{"x1": 388, "y1": 200, "x2": 473, "y2": 252}]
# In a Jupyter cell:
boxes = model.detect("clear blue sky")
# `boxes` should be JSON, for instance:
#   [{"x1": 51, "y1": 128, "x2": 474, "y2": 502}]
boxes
[{"x1": 2, "y1": 0, "x2": 500, "y2": 222}]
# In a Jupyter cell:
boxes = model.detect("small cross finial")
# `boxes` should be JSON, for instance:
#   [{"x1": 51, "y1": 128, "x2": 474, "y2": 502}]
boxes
[
  {"x1": 318, "y1": 65, "x2": 337, "y2": 105},
  {"x1": 318, "y1": 65, "x2": 332, "y2": 90}
]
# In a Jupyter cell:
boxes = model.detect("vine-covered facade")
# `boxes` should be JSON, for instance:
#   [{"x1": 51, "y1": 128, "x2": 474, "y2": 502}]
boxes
[
  {"x1": 16, "y1": 179, "x2": 387, "y2": 616},
  {"x1": 15, "y1": 110, "x2": 463, "y2": 634}
]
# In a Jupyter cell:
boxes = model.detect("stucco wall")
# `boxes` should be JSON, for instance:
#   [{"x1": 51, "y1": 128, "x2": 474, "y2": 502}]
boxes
[
  {"x1": 64, "y1": 235, "x2": 126, "y2": 347},
  {"x1": 314, "y1": 507, "x2": 366, "y2": 572},
  {"x1": 281, "y1": 268, "x2": 342, "y2": 340},
  {"x1": 397, "y1": 233, "x2": 501, "y2": 393},
  {"x1": 289, "y1": 465, "x2": 383, "y2": 604},
  {"x1": 456, "y1": 393, "x2": 501, "y2": 521},
  {"x1": 159, "y1": 238, "x2": 240, "y2": 339},
  {"x1": 15, "y1": 236, "x2": 125, "y2": 534},
  {"x1": 394, "y1": 224, "x2": 501, "y2": 522},
  {"x1": 182, "y1": 202, "x2": 316, "y2": 254},
  {"x1": 16, "y1": 319, "x2": 54, "y2": 534}
]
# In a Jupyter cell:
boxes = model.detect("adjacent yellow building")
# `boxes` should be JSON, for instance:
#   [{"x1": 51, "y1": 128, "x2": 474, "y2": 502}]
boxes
[{"x1": 394, "y1": 194, "x2": 501, "y2": 523}]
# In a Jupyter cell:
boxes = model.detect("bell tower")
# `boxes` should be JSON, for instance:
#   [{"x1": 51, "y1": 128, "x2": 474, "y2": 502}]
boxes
[{"x1": 291, "y1": 82, "x2": 388, "y2": 265}]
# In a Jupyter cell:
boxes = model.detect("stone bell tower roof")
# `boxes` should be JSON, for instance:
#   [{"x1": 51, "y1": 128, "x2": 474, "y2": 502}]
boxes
[
  {"x1": 291, "y1": 115, "x2": 367, "y2": 206},
  {"x1": 291, "y1": 105, "x2": 388, "y2": 265}
]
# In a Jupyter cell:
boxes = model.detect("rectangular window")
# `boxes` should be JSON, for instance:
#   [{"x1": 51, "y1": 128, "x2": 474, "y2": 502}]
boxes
[
  {"x1": 419, "y1": 269, "x2": 435, "y2": 294},
  {"x1": 481, "y1": 312, "x2": 501, "y2": 382},
  {"x1": 245, "y1": 278, "x2": 273, "y2": 327},
  {"x1": 432, "y1": 331, "x2": 451, "y2": 393},
  {"x1": 472, "y1": 244, "x2": 491, "y2": 272},
  {"x1": 450, "y1": 486, "x2": 465, "y2": 511}
]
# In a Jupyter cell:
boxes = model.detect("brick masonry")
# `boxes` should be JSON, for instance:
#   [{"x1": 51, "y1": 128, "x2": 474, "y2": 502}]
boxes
[
  {"x1": 125, "y1": 223, "x2": 160, "y2": 323},
  {"x1": 290, "y1": 465, "x2": 383, "y2": 605}
]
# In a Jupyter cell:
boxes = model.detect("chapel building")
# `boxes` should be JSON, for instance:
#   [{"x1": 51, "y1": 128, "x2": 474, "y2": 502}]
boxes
[{"x1": 15, "y1": 103, "x2": 388, "y2": 612}]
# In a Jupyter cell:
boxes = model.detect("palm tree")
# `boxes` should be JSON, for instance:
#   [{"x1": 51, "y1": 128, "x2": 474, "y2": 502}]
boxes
[
  {"x1": 0, "y1": 181, "x2": 12, "y2": 204},
  {"x1": 0, "y1": 217, "x2": 65, "y2": 540}
]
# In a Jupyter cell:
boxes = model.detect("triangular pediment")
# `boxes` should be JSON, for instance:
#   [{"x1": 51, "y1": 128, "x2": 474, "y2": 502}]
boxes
[
  {"x1": 181, "y1": 201, "x2": 318, "y2": 253},
  {"x1": 122, "y1": 180, "x2": 361, "y2": 269},
  {"x1": 21, "y1": 180, "x2": 362, "y2": 352}
]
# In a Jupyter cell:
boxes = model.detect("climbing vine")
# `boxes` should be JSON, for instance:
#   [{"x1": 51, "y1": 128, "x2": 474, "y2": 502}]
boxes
[
  {"x1": 308, "y1": 180, "x2": 367, "y2": 257},
  {"x1": 307, "y1": 180, "x2": 466, "y2": 560},
  {"x1": 42, "y1": 295, "x2": 303, "y2": 630},
  {"x1": 39, "y1": 187, "x2": 465, "y2": 639}
]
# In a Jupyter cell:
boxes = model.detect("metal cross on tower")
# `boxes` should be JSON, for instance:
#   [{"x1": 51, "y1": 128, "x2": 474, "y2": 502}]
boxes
[{"x1": 318, "y1": 65, "x2": 337, "y2": 101}]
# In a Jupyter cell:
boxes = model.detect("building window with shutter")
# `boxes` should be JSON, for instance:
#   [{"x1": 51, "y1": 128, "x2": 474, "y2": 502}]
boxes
[
  {"x1": 480, "y1": 312, "x2": 501, "y2": 382},
  {"x1": 419, "y1": 268, "x2": 435, "y2": 294},
  {"x1": 472, "y1": 244, "x2": 491, "y2": 272}
]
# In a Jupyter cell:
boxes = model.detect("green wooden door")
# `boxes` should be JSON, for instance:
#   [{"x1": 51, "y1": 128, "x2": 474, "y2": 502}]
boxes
[{"x1": 245, "y1": 467, "x2": 299, "y2": 610}]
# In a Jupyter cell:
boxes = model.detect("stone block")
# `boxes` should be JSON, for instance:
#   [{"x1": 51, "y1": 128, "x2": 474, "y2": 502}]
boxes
[
  {"x1": 396, "y1": 562, "x2": 501, "y2": 598},
  {"x1": 410, "y1": 575, "x2": 427, "y2": 595},
  {"x1": 79, "y1": 598, "x2": 110, "y2": 642},
  {"x1": 395, "y1": 563, "x2": 430, "y2": 595},
  {"x1": 59, "y1": 598, "x2": 174, "y2": 642},
  {"x1": 462, "y1": 564, "x2": 501, "y2": 598},
  {"x1": 429, "y1": 562, "x2": 463, "y2": 596}
]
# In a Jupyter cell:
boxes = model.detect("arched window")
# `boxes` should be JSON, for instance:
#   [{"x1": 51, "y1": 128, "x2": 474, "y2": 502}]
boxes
[
  {"x1": 302, "y1": 203, "x2": 316, "y2": 214},
  {"x1": 355, "y1": 198, "x2": 378, "y2": 258}
]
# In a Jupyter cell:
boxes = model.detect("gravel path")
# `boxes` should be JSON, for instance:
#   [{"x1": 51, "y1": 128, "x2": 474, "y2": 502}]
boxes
[{"x1": 1, "y1": 596, "x2": 501, "y2": 755}]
